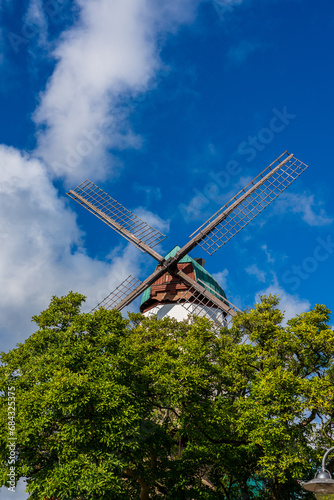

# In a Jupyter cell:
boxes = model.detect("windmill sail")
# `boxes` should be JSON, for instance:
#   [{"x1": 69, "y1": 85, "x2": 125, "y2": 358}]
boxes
[
  {"x1": 91, "y1": 275, "x2": 142, "y2": 312},
  {"x1": 175, "y1": 271, "x2": 240, "y2": 324},
  {"x1": 70, "y1": 151, "x2": 310, "y2": 325},
  {"x1": 67, "y1": 180, "x2": 166, "y2": 262},
  {"x1": 97, "y1": 263, "x2": 173, "y2": 312},
  {"x1": 176, "y1": 283, "x2": 238, "y2": 325},
  {"x1": 188, "y1": 152, "x2": 309, "y2": 255}
]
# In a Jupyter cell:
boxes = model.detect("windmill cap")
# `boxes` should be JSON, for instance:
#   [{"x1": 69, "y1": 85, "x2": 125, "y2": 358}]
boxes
[
  {"x1": 194, "y1": 258, "x2": 205, "y2": 267},
  {"x1": 140, "y1": 246, "x2": 226, "y2": 308}
]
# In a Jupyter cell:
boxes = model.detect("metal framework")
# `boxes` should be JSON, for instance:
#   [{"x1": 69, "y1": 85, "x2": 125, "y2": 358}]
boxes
[
  {"x1": 67, "y1": 180, "x2": 166, "y2": 260},
  {"x1": 176, "y1": 279, "x2": 240, "y2": 325},
  {"x1": 175, "y1": 271, "x2": 240, "y2": 319},
  {"x1": 189, "y1": 152, "x2": 309, "y2": 255},
  {"x1": 91, "y1": 275, "x2": 142, "y2": 312}
]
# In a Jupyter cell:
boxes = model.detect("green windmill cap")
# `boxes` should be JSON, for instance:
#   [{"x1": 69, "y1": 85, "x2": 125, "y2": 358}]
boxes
[{"x1": 140, "y1": 246, "x2": 227, "y2": 307}]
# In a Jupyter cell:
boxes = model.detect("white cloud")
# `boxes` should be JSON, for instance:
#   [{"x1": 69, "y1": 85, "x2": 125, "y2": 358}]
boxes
[
  {"x1": 178, "y1": 174, "x2": 253, "y2": 224},
  {"x1": 0, "y1": 145, "x2": 147, "y2": 352},
  {"x1": 133, "y1": 182, "x2": 162, "y2": 203},
  {"x1": 275, "y1": 191, "x2": 333, "y2": 227},
  {"x1": 178, "y1": 190, "x2": 211, "y2": 223},
  {"x1": 256, "y1": 275, "x2": 310, "y2": 323},
  {"x1": 245, "y1": 263, "x2": 266, "y2": 283},
  {"x1": 212, "y1": 268, "x2": 229, "y2": 289},
  {"x1": 134, "y1": 206, "x2": 170, "y2": 235},
  {"x1": 33, "y1": 0, "x2": 202, "y2": 185},
  {"x1": 261, "y1": 243, "x2": 275, "y2": 263},
  {"x1": 0, "y1": 0, "x2": 206, "y2": 352},
  {"x1": 211, "y1": 0, "x2": 244, "y2": 22},
  {"x1": 24, "y1": 0, "x2": 49, "y2": 50}
]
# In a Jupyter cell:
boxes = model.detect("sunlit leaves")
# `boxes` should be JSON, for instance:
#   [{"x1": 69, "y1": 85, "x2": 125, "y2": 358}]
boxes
[{"x1": 0, "y1": 292, "x2": 333, "y2": 498}]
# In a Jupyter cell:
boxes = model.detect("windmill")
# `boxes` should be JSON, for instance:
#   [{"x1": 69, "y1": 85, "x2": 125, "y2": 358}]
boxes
[{"x1": 67, "y1": 151, "x2": 308, "y2": 325}]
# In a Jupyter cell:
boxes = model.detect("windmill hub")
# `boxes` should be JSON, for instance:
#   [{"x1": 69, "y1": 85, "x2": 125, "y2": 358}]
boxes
[{"x1": 140, "y1": 246, "x2": 226, "y2": 323}]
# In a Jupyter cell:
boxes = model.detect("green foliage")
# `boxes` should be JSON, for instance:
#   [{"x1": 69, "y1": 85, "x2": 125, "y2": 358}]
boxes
[{"x1": 1, "y1": 292, "x2": 333, "y2": 499}]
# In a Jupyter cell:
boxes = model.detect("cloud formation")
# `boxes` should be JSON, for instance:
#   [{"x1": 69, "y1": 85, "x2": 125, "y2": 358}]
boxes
[
  {"x1": 0, "y1": 145, "x2": 148, "y2": 351},
  {"x1": 0, "y1": 0, "x2": 203, "y2": 352},
  {"x1": 24, "y1": 0, "x2": 49, "y2": 50},
  {"x1": 246, "y1": 263, "x2": 266, "y2": 283},
  {"x1": 275, "y1": 191, "x2": 333, "y2": 227},
  {"x1": 212, "y1": 269, "x2": 229, "y2": 289},
  {"x1": 33, "y1": 0, "x2": 201, "y2": 184},
  {"x1": 261, "y1": 244, "x2": 275, "y2": 263}
]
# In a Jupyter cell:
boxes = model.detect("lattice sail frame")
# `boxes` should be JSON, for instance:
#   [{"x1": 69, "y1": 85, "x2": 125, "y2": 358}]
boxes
[
  {"x1": 91, "y1": 275, "x2": 142, "y2": 312},
  {"x1": 176, "y1": 279, "x2": 241, "y2": 326},
  {"x1": 68, "y1": 180, "x2": 166, "y2": 250},
  {"x1": 67, "y1": 151, "x2": 309, "y2": 316},
  {"x1": 190, "y1": 152, "x2": 309, "y2": 255}
]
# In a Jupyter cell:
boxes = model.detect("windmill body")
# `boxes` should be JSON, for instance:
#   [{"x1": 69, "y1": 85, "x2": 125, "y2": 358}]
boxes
[
  {"x1": 67, "y1": 151, "x2": 309, "y2": 325},
  {"x1": 140, "y1": 246, "x2": 227, "y2": 323}
]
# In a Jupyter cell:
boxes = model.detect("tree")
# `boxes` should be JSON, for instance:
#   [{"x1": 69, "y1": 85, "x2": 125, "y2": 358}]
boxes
[{"x1": 0, "y1": 292, "x2": 333, "y2": 499}]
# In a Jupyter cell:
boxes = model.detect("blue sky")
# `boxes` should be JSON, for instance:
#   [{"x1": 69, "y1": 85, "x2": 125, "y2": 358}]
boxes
[
  {"x1": 1, "y1": 0, "x2": 334, "y2": 349},
  {"x1": 0, "y1": 0, "x2": 333, "y2": 496}
]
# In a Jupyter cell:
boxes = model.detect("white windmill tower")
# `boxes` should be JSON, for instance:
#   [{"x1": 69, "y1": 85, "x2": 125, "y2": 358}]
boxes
[{"x1": 67, "y1": 151, "x2": 308, "y2": 325}]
